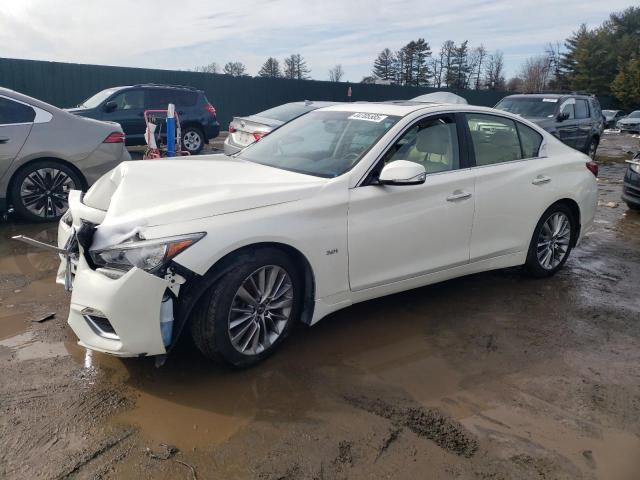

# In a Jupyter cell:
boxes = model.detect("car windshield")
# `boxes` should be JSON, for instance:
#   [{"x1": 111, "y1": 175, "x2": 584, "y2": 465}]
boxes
[
  {"x1": 238, "y1": 110, "x2": 399, "y2": 178},
  {"x1": 602, "y1": 110, "x2": 616, "y2": 116},
  {"x1": 494, "y1": 97, "x2": 558, "y2": 118},
  {"x1": 628, "y1": 111, "x2": 640, "y2": 118},
  {"x1": 255, "y1": 103, "x2": 316, "y2": 122},
  {"x1": 78, "y1": 88, "x2": 119, "y2": 109}
]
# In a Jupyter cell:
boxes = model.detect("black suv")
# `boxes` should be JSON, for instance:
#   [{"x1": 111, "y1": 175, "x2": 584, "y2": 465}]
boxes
[
  {"x1": 495, "y1": 93, "x2": 604, "y2": 159},
  {"x1": 68, "y1": 84, "x2": 219, "y2": 154}
]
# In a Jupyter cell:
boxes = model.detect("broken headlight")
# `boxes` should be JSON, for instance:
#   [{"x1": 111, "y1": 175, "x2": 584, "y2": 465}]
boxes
[{"x1": 89, "y1": 233, "x2": 205, "y2": 273}]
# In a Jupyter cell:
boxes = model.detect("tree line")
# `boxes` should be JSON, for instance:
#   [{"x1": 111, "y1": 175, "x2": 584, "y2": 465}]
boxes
[
  {"x1": 506, "y1": 6, "x2": 639, "y2": 107},
  {"x1": 194, "y1": 55, "x2": 345, "y2": 82},
  {"x1": 366, "y1": 40, "x2": 505, "y2": 91}
]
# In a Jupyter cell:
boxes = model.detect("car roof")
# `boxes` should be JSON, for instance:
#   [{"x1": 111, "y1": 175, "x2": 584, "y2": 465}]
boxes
[
  {"x1": 319, "y1": 101, "x2": 502, "y2": 117},
  {"x1": 503, "y1": 93, "x2": 594, "y2": 100}
]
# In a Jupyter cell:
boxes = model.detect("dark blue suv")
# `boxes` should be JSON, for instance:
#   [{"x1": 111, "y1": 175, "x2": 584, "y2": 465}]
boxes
[{"x1": 68, "y1": 84, "x2": 219, "y2": 154}]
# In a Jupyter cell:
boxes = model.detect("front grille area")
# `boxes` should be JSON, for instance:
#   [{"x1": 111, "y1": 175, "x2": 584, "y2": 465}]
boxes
[{"x1": 624, "y1": 184, "x2": 640, "y2": 199}]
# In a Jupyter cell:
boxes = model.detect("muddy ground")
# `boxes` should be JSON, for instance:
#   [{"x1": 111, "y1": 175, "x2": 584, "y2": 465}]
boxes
[{"x1": 1, "y1": 133, "x2": 639, "y2": 480}]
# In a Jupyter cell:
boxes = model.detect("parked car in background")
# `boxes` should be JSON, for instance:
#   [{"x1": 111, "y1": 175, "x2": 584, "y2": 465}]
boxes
[
  {"x1": 0, "y1": 87, "x2": 130, "y2": 222},
  {"x1": 68, "y1": 84, "x2": 219, "y2": 154},
  {"x1": 224, "y1": 101, "x2": 337, "y2": 155},
  {"x1": 602, "y1": 109, "x2": 626, "y2": 128},
  {"x1": 622, "y1": 152, "x2": 640, "y2": 210},
  {"x1": 617, "y1": 110, "x2": 640, "y2": 133},
  {"x1": 494, "y1": 93, "x2": 604, "y2": 159},
  {"x1": 52, "y1": 101, "x2": 597, "y2": 366}
]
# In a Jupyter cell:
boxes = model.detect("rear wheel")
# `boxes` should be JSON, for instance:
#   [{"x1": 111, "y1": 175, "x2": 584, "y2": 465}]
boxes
[
  {"x1": 524, "y1": 204, "x2": 576, "y2": 277},
  {"x1": 586, "y1": 136, "x2": 598, "y2": 160},
  {"x1": 182, "y1": 126, "x2": 204, "y2": 154},
  {"x1": 10, "y1": 160, "x2": 83, "y2": 222},
  {"x1": 191, "y1": 248, "x2": 302, "y2": 367}
]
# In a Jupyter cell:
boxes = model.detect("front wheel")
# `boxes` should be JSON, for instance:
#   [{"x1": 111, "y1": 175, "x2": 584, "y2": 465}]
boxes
[
  {"x1": 190, "y1": 248, "x2": 302, "y2": 367},
  {"x1": 524, "y1": 204, "x2": 576, "y2": 277}
]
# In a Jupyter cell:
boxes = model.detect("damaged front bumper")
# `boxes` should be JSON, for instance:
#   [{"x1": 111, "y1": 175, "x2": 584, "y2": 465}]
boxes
[
  {"x1": 68, "y1": 256, "x2": 169, "y2": 357},
  {"x1": 16, "y1": 191, "x2": 180, "y2": 358}
]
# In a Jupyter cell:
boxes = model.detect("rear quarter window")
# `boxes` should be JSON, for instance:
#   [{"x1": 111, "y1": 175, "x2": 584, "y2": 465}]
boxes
[
  {"x1": 516, "y1": 123, "x2": 543, "y2": 158},
  {"x1": 0, "y1": 97, "x2": 36, "y2": 124}
]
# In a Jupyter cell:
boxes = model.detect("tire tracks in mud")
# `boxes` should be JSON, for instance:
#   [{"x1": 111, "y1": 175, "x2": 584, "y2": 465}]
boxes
[{"x1": 344, "y1": 395, "x2": 479, "y2": 458}]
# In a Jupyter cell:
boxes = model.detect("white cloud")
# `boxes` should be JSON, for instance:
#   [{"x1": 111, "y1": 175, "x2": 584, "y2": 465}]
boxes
[{"x1": 0, "y1": 0, "x2": 632, "y2": 80}]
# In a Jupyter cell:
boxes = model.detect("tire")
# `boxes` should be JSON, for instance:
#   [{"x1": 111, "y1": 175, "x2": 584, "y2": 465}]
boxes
[
  {"x1": 190, "y1": 248, "x2": 302, "y2": 367},
  {"x1": 10, "y1": 160, "x2": 83, "y2": 223},
  {"x1": 586, "y1": 136, "x2": 598, "y2": 160},
  {"x1": 524, "y1": 203, "x2": 576, "y2": 278},
  {"x1": 182, "y1": 126, "x2": 205, "y2": 154},
  {"x1": 625, "y1": 202, "x2": 640, "y2": 211}
]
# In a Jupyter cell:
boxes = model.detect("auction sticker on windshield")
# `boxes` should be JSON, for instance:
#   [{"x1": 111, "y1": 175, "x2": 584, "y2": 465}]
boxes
[
  {"x1": 542, "y1": 98, "x2": 558, "y2": 103},
  {"x1": 348, "y1": 112, "x2": 389, "y2": 122}
]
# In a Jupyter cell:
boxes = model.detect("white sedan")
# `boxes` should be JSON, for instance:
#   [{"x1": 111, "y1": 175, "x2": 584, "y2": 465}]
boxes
[{"x1": 50, "y1": 102, "x2": 598, "y2": 366}]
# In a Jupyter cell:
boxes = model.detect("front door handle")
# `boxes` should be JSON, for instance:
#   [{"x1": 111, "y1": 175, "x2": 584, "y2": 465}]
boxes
[
  {"x1": 532, "y1": 176, "x2": 551, "y2": 185},
  {"x1": 0, "y1": 138, "x2": 9, "y2": 144},
  {"x1": 446, "y1": 191, "x2": 472, "y2": 202}
]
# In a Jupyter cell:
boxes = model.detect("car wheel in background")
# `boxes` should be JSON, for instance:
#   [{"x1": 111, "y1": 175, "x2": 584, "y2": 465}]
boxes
[
  {"x1": 182, "y1": 126, "x2": 204, "y2": 154},
  {"x1": 10, "y1": 160, "x2": 83, "y2": 223},
  {"x1": 586, "y1": 137, "x2": 598, "y2": 160},
  {"x1": 190, "y1": 248, "x2": 302, "y2": 367},
  {"x1": 524, "y1": 204, "x2": 576, "y2": 278}
]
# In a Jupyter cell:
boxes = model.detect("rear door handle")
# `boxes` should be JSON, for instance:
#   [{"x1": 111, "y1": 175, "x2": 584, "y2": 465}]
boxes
[
  {"x1": 446, "y1": 191, "x2": 472, "y2": 202},
  {"x1": 532, "y1": 176, "x2": 551, "y2": 185},
  {"x1": 0, "y1": 138, "x2": 8, "y2": 144}
]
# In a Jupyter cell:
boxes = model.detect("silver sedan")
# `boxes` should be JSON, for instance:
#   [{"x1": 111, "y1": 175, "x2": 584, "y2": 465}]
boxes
[
  {"x1": 224, "y1": 101, "x2": 337, "y2": 155},
  {"x1": 0, "y1": 87, "x2": 131, "y2": 222}
]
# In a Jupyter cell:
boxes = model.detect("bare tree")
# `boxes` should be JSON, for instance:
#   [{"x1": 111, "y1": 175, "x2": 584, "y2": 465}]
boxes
[
  {"x1": 193, "y1": 62, "x2": 219, "y2": 74},
  {"x1": 519, "y1": 55, "x2": 552, "y2": 92},
  {"x1": 283, "y1": 54, "x2": 311, "y2": 80},
  {"x1": 470, "y1": 45, "x2": 488, "y2": 89},
  {"x1": 223, "y1": 61, "x2": 246, "y2": 77},
  {"x1": 506, "y1": 77, "x2": 524, "y2": 92},
  {"x1": 484, "y1": 50, "x2": 505, "y2": 90},
  {"x1": 328, "y1": 64, "x2": 344, "y2": 82}
]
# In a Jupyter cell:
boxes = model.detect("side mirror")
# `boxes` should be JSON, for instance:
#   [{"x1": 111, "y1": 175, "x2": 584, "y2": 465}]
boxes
[
  {"x1": 103, "y1": 101, "x2": 117, "y2": 113},
  {"x1": 556, "y1": 111, "x2": 569, "y2": 122},
  {"x1": 379, "y1": 160, "x2": 426, "y2": 186}
]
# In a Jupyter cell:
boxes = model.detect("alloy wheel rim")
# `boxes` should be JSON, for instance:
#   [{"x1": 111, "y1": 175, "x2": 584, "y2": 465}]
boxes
[
  {"x1": 184, "y1": 131, "x2": 201, "y2": 151},
  {"x1": 228, "y1": 265, "x2": 293, "y2": 356},
  {"x1": 20, "y1": 168, "x2": 75, "y2": 219},
  {"x1": 536, "y1": 212, "x2": 571, "y2": 270}
]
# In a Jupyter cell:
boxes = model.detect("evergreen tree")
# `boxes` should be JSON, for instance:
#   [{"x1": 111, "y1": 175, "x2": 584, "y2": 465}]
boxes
[
  {"x1": 258, "y1": 57, "x2": 281, "y2": 78},
  {"x1": 412, "y1": 38, "x2": 432, "y2": 86},
  {"x1": 372, "y1": 48, "x2": 397, "y2": 82}
]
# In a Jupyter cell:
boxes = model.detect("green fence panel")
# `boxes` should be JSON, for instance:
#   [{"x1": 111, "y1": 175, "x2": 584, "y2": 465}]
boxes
[{"x1": 0, "y1": 57, "x2": 618, "y2": 127}]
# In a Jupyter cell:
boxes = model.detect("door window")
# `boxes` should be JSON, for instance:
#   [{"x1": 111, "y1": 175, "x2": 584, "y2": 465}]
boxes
[
  {"x1": 147, "y1": 89, "x2": 198, "y2": 109},
  {"x1": 575, "y1": 99, "x2": 589, "y2": 119},
  {"x1": 466, "y1": 113, "x2": 522, "y2": 165},
  {"x1": 0, "y1": 97, "x2": 36, "y2": 124},
  {"x1": 516, "y1": 123, "x2": 543, "y2": 158},
  {"x1": 382, "y1": 115, "x2": 459, "y2": 174},
  {"x1": 110, "y1": 90, "x2": 144, "y2": 110},
  {"x1": 560, "y1": 101, "x2": 575, "y2": 119}
]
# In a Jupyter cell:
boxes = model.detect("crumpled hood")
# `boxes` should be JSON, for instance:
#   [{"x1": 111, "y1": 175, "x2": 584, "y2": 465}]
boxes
[
  {"x1": 618, "y1": 117, "x2": 640, "y2": 125},
  {"x1": 82, "y1": 155, "x2": 327, "y2": 229}
]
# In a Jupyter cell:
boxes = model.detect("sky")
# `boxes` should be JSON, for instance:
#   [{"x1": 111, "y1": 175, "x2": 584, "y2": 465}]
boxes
[{"x1": 0, "y1": 0, "x2": 633, "y2": 82}]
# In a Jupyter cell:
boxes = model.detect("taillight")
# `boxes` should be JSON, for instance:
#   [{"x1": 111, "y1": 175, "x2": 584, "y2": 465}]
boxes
[
  {"x1": 252, "y1": 132, "x2": 266, "y2": 141},
  {"x1": 103, "y1": 132, "x2": 125, "y2": 143},
  {"x1": 586, "y1": 161, "x2": 598, "y2": 177},
  {"x1": 229, "y1": 123, "x2": 237, "y2": 133},
  {"x1": 205, "y1": 103, "x2": 216, "y2": 115}
]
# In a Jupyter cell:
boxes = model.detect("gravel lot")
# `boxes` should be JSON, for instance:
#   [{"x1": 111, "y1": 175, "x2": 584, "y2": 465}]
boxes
[{"x1": 1, "y1": 133, "x2": 639, "y2": 479}]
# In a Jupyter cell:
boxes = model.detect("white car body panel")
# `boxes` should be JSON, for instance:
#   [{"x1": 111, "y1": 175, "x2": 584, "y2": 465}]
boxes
[{"x1": 56, "y1": 103, "x2": 598, "y2": 357}]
